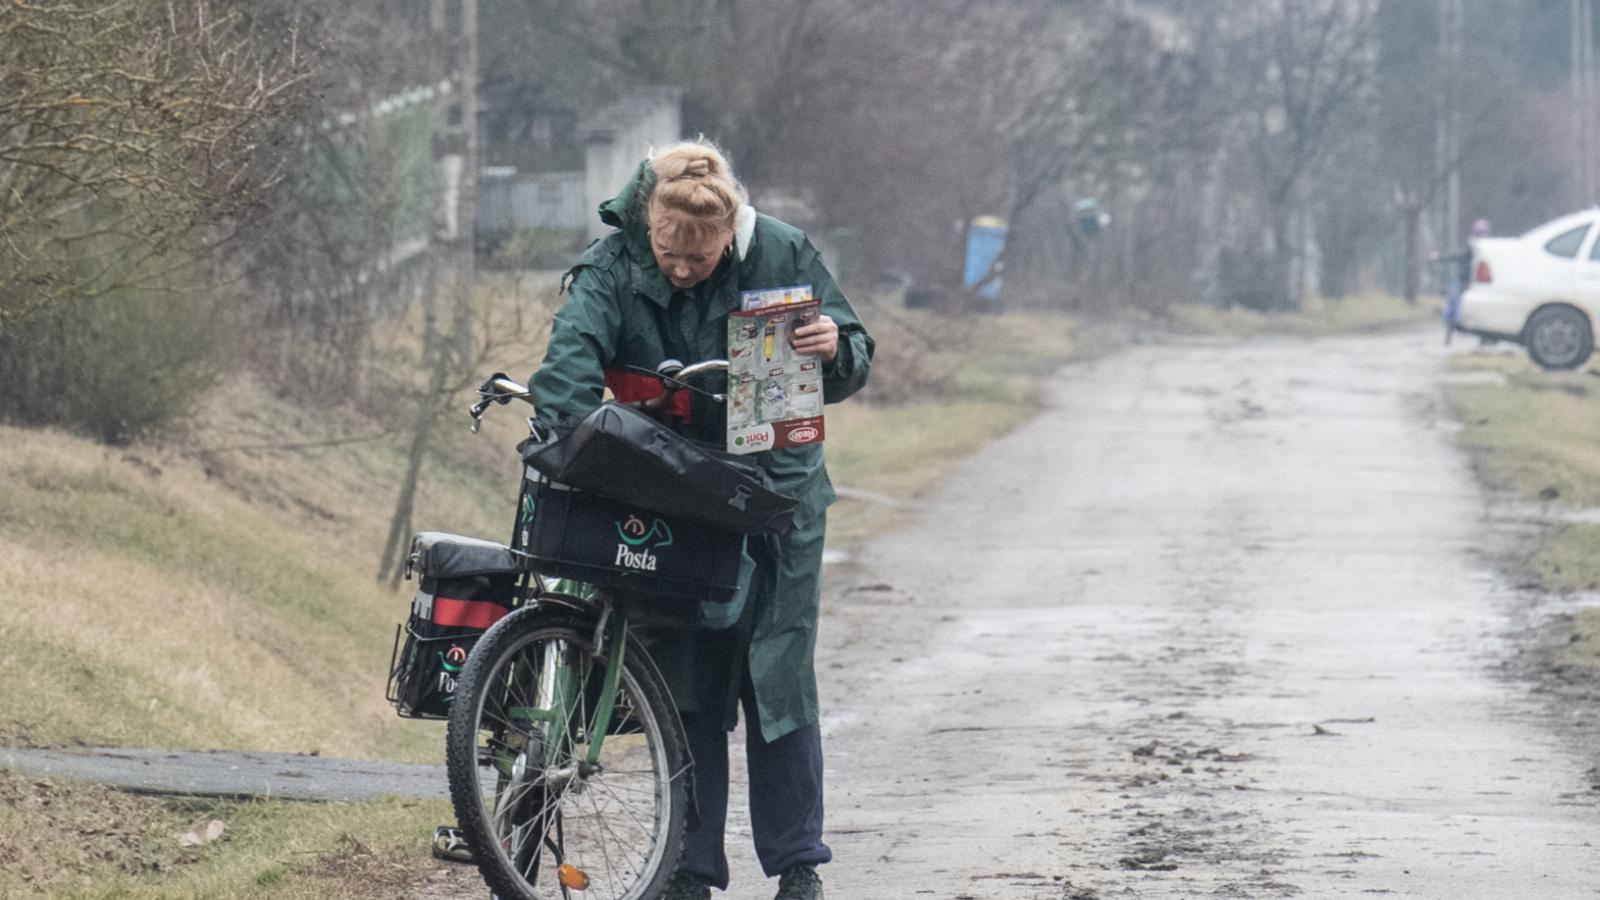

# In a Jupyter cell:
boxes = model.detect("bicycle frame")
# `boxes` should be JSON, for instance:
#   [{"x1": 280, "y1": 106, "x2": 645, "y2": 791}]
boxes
[{"x1": 490, "y1": 598, "x2": 632, "y2": 777}]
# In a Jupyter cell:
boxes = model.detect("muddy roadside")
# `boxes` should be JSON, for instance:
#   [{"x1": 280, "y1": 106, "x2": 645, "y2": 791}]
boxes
[{"x1": 1435, "y1": 348, "x2": 1600, "y2": 807}]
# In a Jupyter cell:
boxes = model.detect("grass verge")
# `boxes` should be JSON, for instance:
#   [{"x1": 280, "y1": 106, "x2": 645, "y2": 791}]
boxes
[
  {"x1": 1162, "y1": 292, "x2": 1438, "y2": 338},
  {"x1": 1441, "y1": 349, "x2": 1600, "y2": 669},
  {"x1": 0, "y1": 769, "x2": 456, "y2": 900}
]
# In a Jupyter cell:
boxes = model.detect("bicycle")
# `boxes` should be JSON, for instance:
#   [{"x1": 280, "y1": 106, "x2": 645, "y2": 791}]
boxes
[{"x1": 388, "y1": 359, "x2": 783, "y2": 900}]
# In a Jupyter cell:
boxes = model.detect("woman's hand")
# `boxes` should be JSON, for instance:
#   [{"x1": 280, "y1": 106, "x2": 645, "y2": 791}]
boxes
[{"x1": 791, "y1": 314, "x2": 839, "y2": 363}]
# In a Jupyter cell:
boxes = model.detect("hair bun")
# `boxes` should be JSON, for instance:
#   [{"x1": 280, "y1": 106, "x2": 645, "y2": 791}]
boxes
[
  {"x1": 646, "y1": 140, "x2": 747, "y2": 241},
  {"x1": 663, "y1": 155, "x2": 715, "y2": 181}
]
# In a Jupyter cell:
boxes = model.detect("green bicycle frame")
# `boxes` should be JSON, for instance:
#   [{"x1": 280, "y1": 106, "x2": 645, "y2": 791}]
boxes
[
  {"x1": 500, "y1": 606, "x2": 630, "y2": 771},
  {"x1": 585, "y1": 610, "x2": 629, "y2": 766}
]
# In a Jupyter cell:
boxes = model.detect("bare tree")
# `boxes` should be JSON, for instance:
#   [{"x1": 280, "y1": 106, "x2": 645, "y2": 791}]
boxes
[
  {"x1": 0, "y1": 0, "x2": 312, "y2": 321},
  {"x1": 1364, "y1": 0, "x2": 1537, "y2": 302},
  {"x1": 1224, "y1": 0, "x2": 1378, "y2": 309},
  {"x1": 0, "y1": 1, "x2": 315, "y2": 441},
  {"x1": 233, "y1": 1, "x2": 443, "y2": 394},
  {"x1": 376, "y1": 0, "x2": 487, "y2": 586}
]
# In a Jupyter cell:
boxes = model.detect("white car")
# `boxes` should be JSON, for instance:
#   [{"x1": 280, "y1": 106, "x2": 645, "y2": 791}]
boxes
[{"x1": 1457, "y1": 209, "x2": 1600, "y2": 369}]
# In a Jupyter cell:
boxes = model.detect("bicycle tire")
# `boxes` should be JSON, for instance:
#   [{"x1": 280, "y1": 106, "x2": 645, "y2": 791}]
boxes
[{"x1": 446, "y1": 608, "x2": 688, "y2": 900}]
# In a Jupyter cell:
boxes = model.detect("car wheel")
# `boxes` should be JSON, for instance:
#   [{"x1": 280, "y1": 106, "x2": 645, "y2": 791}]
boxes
[{"x1": 1524, "y1": 305, "x2": 1594, "y2": 370}]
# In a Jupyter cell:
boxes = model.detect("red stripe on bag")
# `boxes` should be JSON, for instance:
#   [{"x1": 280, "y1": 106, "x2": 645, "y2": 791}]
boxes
[{"x1": 432, "y1": 597, "x2": 509, "y2": 629}]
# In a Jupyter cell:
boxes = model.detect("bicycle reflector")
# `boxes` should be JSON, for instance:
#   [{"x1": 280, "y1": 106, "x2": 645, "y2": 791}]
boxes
[{"x1": 558, "y1": 864, "x2": 591, "y2": 890}]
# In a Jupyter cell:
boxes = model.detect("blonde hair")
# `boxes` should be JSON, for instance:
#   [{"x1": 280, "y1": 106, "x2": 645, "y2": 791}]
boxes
[{"x1": 647, "y1": 140, "x2": 746, "y2": 246}]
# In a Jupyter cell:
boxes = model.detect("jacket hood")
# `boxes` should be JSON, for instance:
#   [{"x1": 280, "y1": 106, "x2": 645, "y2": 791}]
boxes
[
  {"x1": 596, "y1": 158, "x2": 756, "y2": 261},
  {"x1": 597, "y1": 159, "x2": 656, "y2": 246}
]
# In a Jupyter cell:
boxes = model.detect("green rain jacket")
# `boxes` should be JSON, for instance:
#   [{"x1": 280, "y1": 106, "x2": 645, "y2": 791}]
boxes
[{"x1": 529, "y1": 160, "x2": 874, "y2": 741}]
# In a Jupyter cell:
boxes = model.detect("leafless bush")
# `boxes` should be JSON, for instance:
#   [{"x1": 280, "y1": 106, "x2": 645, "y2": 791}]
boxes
[
  {"x1": 0, "y1": 1, "x2": 314, "y2": 440},
  {"x1": 0, "y1": 0, "x2": 313, "y2": 320}
]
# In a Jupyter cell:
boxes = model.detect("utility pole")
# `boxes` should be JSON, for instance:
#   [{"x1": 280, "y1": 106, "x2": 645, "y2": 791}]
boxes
[
  {"x1": 1575, "y1": 0, "x2": 1594, "y2": 206},
  {"x1": 457, "y1": 0, "x2": 478, "y2": 286},
  {"x1": 429, "y1": 0, "x2": 477, "y2": 276},
  {"x1": 1441, "y1": 0, "x2": 1462, "y2": 250},
  {"x1": 377, "y1": 0, "x2": 479, "y2": 585}
]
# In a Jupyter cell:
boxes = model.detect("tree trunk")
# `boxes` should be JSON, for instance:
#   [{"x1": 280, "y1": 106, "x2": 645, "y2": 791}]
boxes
[
  {"x1": 1402, "y1": 204, "x2": 1422, "y2": 305},
  {"x1": 376, "y1": 0, "x2": 479, "y2": 587},
  {"x1": 1269, "y1": 212, "x2": 1295, "y2": 312},
  {"x1": 377, "y1": 265, "x2": 446, "y2": 586}
]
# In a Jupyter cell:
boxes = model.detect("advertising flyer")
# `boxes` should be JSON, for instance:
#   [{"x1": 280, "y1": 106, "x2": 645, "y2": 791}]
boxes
[{"x1": 726, "y1": 284, "x2": 825, "y2": 454}]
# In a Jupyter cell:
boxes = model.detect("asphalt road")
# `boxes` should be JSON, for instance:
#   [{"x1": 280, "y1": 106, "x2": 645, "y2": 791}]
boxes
[{"x1": 0, "y1": 746, "x2": 446, "y2": 802}]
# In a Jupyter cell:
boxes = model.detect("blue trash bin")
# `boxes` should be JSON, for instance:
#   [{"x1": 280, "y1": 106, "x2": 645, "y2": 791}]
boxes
[{"x1": 964, "y1": 216, "x2": 1008, "y2": 311}]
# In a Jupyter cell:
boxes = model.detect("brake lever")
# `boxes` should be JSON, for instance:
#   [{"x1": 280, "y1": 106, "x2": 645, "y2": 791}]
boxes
[{"x1": 469, "y1": 394, "x2": 496, "y2": 432}]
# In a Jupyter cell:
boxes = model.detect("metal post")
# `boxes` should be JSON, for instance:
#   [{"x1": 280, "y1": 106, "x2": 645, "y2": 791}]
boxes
[
  {"x1": 1445, "y1": 0, "x2": 1462, "y2": 249},
  {"x1": 459, "y1": 0, "x2": 478, "y2": 284},
  {"x1": 1580, "y1": 0, "x2": 1593, "y2": 203},
  {"x1": 1576, "y1": 0, "x2": 1594, "y2": 206}
]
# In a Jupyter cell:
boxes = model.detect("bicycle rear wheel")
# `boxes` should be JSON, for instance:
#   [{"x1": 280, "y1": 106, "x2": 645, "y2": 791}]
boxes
[{"x1": 446, "y1": 609, "x2": 688, "y2": 900}]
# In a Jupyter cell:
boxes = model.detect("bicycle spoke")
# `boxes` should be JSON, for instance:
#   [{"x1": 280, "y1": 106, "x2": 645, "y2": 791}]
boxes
[
  {"x1": 589, "y1": 796, "x2": 651, "y2": 877},
  {"x1": 581, "y1": 779, "x2": 660, "y2": 800},
  {"x1": 589, "y1": 777, "x2": 659, "y2": 842},
  {"x1": 510, "y1": 779, "x2": 570, "y2": 844},
  {"x1": 513, "y1": 780, "x2": 577, "y2": 883},
  {"x1": 490, "y1": 777, "x2": 541, "y2": 833},
  {"x1": 583, "y1": 787, "x2": 633, "y2": 898}
]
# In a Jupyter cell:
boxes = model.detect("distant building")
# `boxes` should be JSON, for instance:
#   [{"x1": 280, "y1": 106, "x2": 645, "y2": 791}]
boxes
[
  {"x1": 476, "y1": 89, "x2": 683, "y2": 249},
  {"x1": 578, "y1": 88, "x2": 684, "y2": 240}
]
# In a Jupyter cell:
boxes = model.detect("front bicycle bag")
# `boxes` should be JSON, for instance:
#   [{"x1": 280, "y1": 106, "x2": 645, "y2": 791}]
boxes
[
  {"x1": 521, "y1": 401, "x2": 797, "y2": 535},
  {"x1": 386, "y1": 532, "x2": 522, "y2": 720},
  {"x1": 517, "y1": 471, "x2": 746, "y2": 606}
]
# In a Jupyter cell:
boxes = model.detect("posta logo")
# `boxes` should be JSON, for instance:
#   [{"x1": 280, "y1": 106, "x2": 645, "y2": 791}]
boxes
[
  {"x1": 616, "y1": 515, "x2": 673, "y2": 548},
  {"x1": 615, "y1": 514, "x2": 673, "y2": 572},
  {"x1": 436, "y1": 644, "x2": 470, "y2": 703},
  {"x1": 787, "y1": 426, "x2": 820, "y2": 444}
]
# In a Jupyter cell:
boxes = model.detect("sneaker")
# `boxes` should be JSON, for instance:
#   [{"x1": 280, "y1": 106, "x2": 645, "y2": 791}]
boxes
[
  {"x1": 662, "y1": 870, "x2": 712, "y2": 900},
  {"x1": 774, "y1": 864, "x2": 823, "y2": 900},
  {"x1": 430, "y1": 825, "x2": 473, "y2": 864}
]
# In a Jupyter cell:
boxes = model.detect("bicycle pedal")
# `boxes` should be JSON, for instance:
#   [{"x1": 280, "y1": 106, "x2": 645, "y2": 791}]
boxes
[{"x1": 432, "y1": 825, "x2": 475, "y2": 864}]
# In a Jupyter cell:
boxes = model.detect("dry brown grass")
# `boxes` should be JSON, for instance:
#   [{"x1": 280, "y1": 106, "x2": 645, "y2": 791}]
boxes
[
  {"x1": 0, "y1": 767, "x2": 460, "y2": 899},
  {"x1": 0, "y1": 769, "x2": 199, "y2": 895},
  {"x1": 0, "y1": 277, "x2": 558, "y2": 760},
  {"x1": 1163, "y1": 292, "x2": 1437, "y2": 338}
]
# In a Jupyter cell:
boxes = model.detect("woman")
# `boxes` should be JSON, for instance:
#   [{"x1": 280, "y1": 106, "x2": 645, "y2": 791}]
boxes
[{"x1": 529, "y1": 140, "x2": 873, "y2": 900}]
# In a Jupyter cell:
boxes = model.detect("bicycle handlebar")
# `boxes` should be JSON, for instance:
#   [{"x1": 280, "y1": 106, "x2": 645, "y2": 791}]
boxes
[
  {"x1": 468, "y1": 359, "x2": 728, "y2": 433},
  {"x1": 656, "y1": 358, "x2": 729, "y2": 382},
  {"x1": 469, "y1": 375, "x2": 531, "y2": 432}
]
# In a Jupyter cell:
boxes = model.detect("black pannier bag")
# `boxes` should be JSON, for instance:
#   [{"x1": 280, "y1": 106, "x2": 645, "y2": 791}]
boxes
[
  {"x1": 386, "y1": 532, "x2": 522, "y2": 720},
  {"x1": 518, "y1": 470, "x2": 745, "y2": 605},
  {"x1": 521, "y1": 402, "x2": 798, "y2": 535}
]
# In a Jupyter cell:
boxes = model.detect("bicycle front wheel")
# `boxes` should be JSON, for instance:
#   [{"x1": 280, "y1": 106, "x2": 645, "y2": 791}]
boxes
[{"x1": 446, "y1": 610, "x2": 688, "y2": 900}]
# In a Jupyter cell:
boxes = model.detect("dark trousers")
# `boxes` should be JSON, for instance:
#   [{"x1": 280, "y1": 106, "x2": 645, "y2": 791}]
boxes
[{"x1": 678, "y1": 679, "x2": 832, "y2": 890}]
